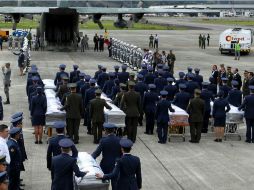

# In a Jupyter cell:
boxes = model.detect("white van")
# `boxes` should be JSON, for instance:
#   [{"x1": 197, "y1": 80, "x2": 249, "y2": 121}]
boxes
[{"x1": 219, "y1": 28, "x2": 253, "y2": 54}]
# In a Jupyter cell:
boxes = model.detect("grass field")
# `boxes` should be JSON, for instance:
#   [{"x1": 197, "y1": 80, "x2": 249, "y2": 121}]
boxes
[
  {"x1": 0, "y1": 17, "x2": 187, "y2": 30},
  {"x1": 194, "y1": 18, "x2": 254, "y2": 26}
]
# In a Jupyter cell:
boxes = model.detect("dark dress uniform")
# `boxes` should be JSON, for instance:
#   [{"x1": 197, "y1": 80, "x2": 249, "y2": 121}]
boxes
[
  {"x1": 233, "y1": 72, "x2": 242, "y2": 90},
  {"x1": 172, "y1": 91, "x2": 191, "y2": 111},
  {"x1": 211, "y1": 70, "x2": 219, "y2": 85},
  {"x1": 242, "y1": 77, "x2": 250, "y2": 97},
  {"x1": 120, "y1": 86, "x2": 141, "y2": 143},
  {"x1": 90, "y1": 95, "x2": 112, "y2": 143},
  {"x1": 47, "y1": 134, "x2": 78, "y2": 171},
  {"x1": 94, "y1": 69, "x2": 102, "y2": 80},
  {"x1": 56, "y1": 83, "x2": 69, "y2": 102},
  {"x1": 31, "y1": 92, "x2": 47, "y2": 126},
  {"x1": 208, "y1": 78, "x2": 217, "y2": 97},
  {"x1": 61, "y1": 89, "x2": 83, "y2": 143},
  {"x1": 118, "y1": 69, "x2": 129, "y2": 84},
  {"x1": 103, "y1": 75, "x2": 115, "y2": 96},
  {"x1": 97, "y1": 71, "x2": 109, "y2": 88},
  {"x1": 164, "y1": 81, "x2": 178, "y2": 101},
  {"x1": 239, "y1": 91, "x2": 254, "y2": 142},
  {"x1": 154, "y1": 76, "x2": 167, "y2": 93},
  {"x1": 227, "y1": 88, "x2": 242, "y2": 107},
  {"x1": 186, "y1": 79, "x2": 200, "y2": 98},
  {"x1": 200, "y1": 84, "x2": 214, "y2": 133},
  {"x1": 108, "y1": 81, "x2": 120, "y2": 100},
  {"x1": 227, "y1": 71, "x2": 234, "y2": 87},
  {"x1": 212, "y1": 96, "x2": 230, "y2": 127},
  {"x1": 144, "y1": 72, "x2": 156, "y2": 85},
  {"x1": 187, "y1": 93, "x2": 205, "y2": 143},
  {"x1": 156, "y1": 92, "x2": 175, "y2": 144},
  {"x1": 219, "y1": 84, "x2": 231, "y2": 98},
  {"x1": 69, "y1": 66, "x2": 80, "y2": 83},
  {"x1": 143, "y1": 85, "x2": 159, "y2": 134},
  {"x1": 76, "y1": 78, "x2": 86, "y2": 94},
  {"x1": 54, "y1": 70, "x2": 69, "y2": 86}
]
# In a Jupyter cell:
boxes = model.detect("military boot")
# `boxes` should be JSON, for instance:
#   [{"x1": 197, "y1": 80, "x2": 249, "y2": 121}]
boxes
[{"x1": 3, "y1": 98, "x2": 10, "y2": 104}]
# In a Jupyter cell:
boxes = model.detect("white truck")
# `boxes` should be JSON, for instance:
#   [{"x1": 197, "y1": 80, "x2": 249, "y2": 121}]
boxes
[{"x1": 219, "y1": 28, "x2": 253, "y2": 54}]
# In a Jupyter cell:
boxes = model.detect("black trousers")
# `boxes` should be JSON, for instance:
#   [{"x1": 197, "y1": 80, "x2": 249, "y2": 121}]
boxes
[
  {"x1": 246, "y1": 119, "x2": 254, "y2": 141},
  {"x1": 92, "y1": 122, "x2": 103, "y2": 143},
  {"x1": 202, "y1": 110, "x2": 210, "y2": 133},
  {"x1": 66, "y1": 118, "x2": 80, "y2": 143},
  {"x1": 8, "y1": 169, "x2": 20, "y2": 190},
  {"x1": 138, "y1": 111, "x2": 143, "y2": 126},
  {"x1": 157, "y1": 121, "x2": 168, "y2": 143},
  {"x1": 145, "y1": 112, "x2": 155, "y2": 134},
  {"x1": 94, "y1": 43, "x2": 98, "y2": 51},
  {"x1": 190, "y1": 122, "x2": 202, "y2": 142},
  {"x1": 126, "y1": 117, "x2": 138, "y2": 143}
]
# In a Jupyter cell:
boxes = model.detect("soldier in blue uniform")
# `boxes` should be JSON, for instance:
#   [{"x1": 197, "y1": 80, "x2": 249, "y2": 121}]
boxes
[
  {"x1": 94, "y1": 65, "x2": 102, "y2": 80},
  {"x1": 200, "y1": 82, "x2": 214, "y2": 133},
  {"x1": 144, "y1": 66, "x2": 156, "y2": 85},
  {"x1": 238, "y1": 85, "x2": 254, "y2": 143},
  {"x1": 207, "y1": 77, "x2": 217, "y2": 97},
  {"x1": 118, "y1": 65, "x2": 129, "y2": 84},
  {"x1": 154, "y1": 70, "x2": 167, "y2": 93},
  {"x1": 138, "y1": 64, "x2": 148, "y2": 77},
  {"x1": 194, "y1": 68, "x2": 203, "y2": 88},
  {"x1": 47, "y1": 121, "x2": 78, "y2": 171},
  {"x1": 96, "y1": 139, "x2": 142, "y2": 190},
  {"x1": 81, "y1": 75, "x2": 91, "y2": 102},
  {"x1": 219, "y1": 78, "x2": 231, "y2": 98},
  {"x1": 143, "y1": 84, "x2": 159, "y2": 135},
  {"x1": 135, "y1": 74, "x2": 148, "y2": 126},
  {"x1": 113, "y1": 65, "x2": 120, "y2": 79},
  {"x1": 164, "y1": 77, "x2": 177, "y2": 101},
  {"x1": 227, "y1": 80, "x2": 242, "y2": 107},
  {"x1": 7, "y1": 127, "x2": 22, "y2": 190},
  {"x1": 76, "y1": 73, "x2": 86, "y2": 93},
  {"x1": 26, "y1": 68, "x2": 43, "y2": 96},
  {"x1": 186, "y1": 73, "x2": 200, "y2": 98},
  {"x1": 54, "y1": 64, "x2": 69, "y2": 86},
  {"x1": 175, "y1": 72, "x2": 186, "y2": 90},
  {"x1": 108, "y1": 79, "x2": 120, "y2": 100},
  {"x1": 31, "y1": 86, "x2": 47, "y2": 144},
  {"x1": 92, "y1": 123, "x2": 122, "y2": 190},
  {"x1": 27, "y1": 76, "x2": 40, "y2": 104},
  {"x1": 51, "y1": 139, "x2": 86, "y2": 190},
  {"x1": 156, "y1": 91, "x2": 175, "y2": 144},
  {"x1": 103, "y1": 72, "x2": 115, "y2": 96},
  {"x1": 162, "y1": 65, "x2": 174, "y2": 80},
  {"x1": 69, "y1": 65, "x2": 80, "y2": 83},
  {"x1": 212, "y1": 91, "x2": 230, "y2": 142},
  {"x1": 185, "y1": 67, "x2": 193, "y2": 80},
  {"x1": 172, "y1": 84, "x2": 191, "y2": 111},
  {"x1": 97, "y1": 67, "x2": 109, "y2": 88},
  {"x1": 84, "y1": 79, "x2": 98, "y2": 134}
]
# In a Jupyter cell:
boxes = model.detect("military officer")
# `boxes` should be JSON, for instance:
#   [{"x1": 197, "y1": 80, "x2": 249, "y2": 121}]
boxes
[
  {"x1": 81, "y1": 75, "x2": 91, "y2": 102},
  {"x1": 164, "y1": 77, "x2": 177, "y2": 101},
  {"x1": 242, "y1": 70, "x2": 250, "y2": 97},
  {"x1": 96, "y1": 139, "x2": 142, "y2": 190},
  {"x1": 172, "y1": 84, "x2": 191, "y2": 111},
  {"x1": 219, "y1": 78, "x2": 231, "y2": 98},
  {"x1": 84, "y1": 79, "x2": 98, "y2": 134},
  {"x1": 156, "y1": 91, "x2": 175, "y2": 144},
  {"x1": 118, "y1": 65, "x2": 129, "y2": 84},
  {"x1": 56, "y1": 75, "x2": 69, "y2": 102},
  {"x1": 120, "y1": 81, "x2": 141, "y2": 143},
  {"x1": 175, "y1": 72, "x2": 186, "y2": 90},
  {"x1": 207, "y1": 77, "x2": 217, "y2": 97},
  {"x1": 114, "y1": 83, "x2": 126, "y2": 107},
  {"x1": 7, "y1": 127, "x2": 22, "y2": 190},
  {"x1": 129, "y1": 73, "x2": 136, "y2": 83},
  {"x1": 232, "y1": 68, "x2": 242, "y2": 90},
  {"x1": 162, "y1": 65, "x2": 174, "y2": 80},
  {"x1": 187, "y1": 89, "x2": 205, "y2": 143},
  {"x1": 211, "y1": 65, "x2": 219, "y2": 85},
  {"x1": 60, "y1": 83, "x2": 83, "y2": 144},
  {"x1": 248, "y1": 72, "x2": 254, "y2": 86},
  {"x1": 94, "y1": 65, "x2": 102, "y2": 80},
  {"x1": 135, "y1": 74, "x2": 148, "y2": 126},
  {"x1": 186, "y1": 73, "x2": 200, "y2": 98},
  {"x1": 26, "y1": 68, "x2": 43, "y2": 96},
  {"x1": 138, "y1": 64, "x2": 148, "y2": 77},
  {"x1": 200, "y1": 82, "x2": 214, "y2": 133},
  {"x1": 0, "y1": 171, "x2": 8, "y2": 190},
  {"x1": 92, "y1": 123, "x2": 121, "y2": 190},
  {"x1": 74, "y1": 72, "x2": 84, "y2": 92},
  {"x1": 143, "y1": 84, "x2": 159, "y2": 135},
  {"x1": 227, "y1": 80, "x2": 242, "y2": 107},
  {"x1": 51, "y1": 139, "x2": 86, "y2": 190},
  {"x1": 185, "y1": 67, "x2": 193, "y2": 78},
  {"x1": 27, "y1": 76, "x2": 40, "y2": 104},
  {"x1": 144, "y1": 66, "x2": 156, "y2": 85},
  {"x1": 226, "y1": 66, "x2": 234, "y2": 87},
  {"x1": 46, "y1": 121, "x2": 78, "y2": 171},
  {"x1": 54, "y1": 64, "x2": 69, "y2": 86},
  {"x1": 97, "y1": 67, "x2": 109, "y2": 88},
  {"x1": 90, "y1": 89, "x2": 112, "y2": 144},
  {"x1": 154, "y1": 70, "x2": 167, "y2": 93},
  {"x1": 2, "y1": 63, "x2": 11, "y2": 105},
  {"x1": 194, "y1": 68, "x2": 203, "y2": 88},
  {"x1": 108, "y1": 79, "x2": 120, "y2": 100},
  {"x1": 103, "y1": 72, "x2": 115, "y2": 96},
  {"x1": 238, "y1": 86, "x2": 254, "y2": 143},
  {"x1": 113, "y1": 65, "x2": 120, "y2": 79},
  {"x1": 69, "y1": 64, "x2": 80, "y2": 83}
]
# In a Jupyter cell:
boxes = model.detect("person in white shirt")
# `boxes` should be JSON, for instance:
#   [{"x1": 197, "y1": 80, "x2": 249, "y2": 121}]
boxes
[{"x1": 0, "y1": 125, "x2": 10, "y2": 164}]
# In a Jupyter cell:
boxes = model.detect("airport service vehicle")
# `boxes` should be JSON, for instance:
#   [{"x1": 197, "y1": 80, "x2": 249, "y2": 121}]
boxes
[
  {"x1": 219, "y1": 28, "x2": 253, "y2": 54},
  {"x1": 0, "y1": 30, "x2": 9, "y2": 41}
]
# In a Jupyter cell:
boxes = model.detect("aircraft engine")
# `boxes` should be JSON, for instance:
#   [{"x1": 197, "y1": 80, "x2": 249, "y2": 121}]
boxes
[
  {"x1": 93, "y1": 14, "x2": 104, "y2": 29},
  {"x1": 114, "y1": 14, "x2": 128, "y2": 28}
]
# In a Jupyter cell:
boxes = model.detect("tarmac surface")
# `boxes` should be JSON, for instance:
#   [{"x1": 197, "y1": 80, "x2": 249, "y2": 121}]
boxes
[{"x1": 1, "y1": 21, "x2": 254, "y2": 190}]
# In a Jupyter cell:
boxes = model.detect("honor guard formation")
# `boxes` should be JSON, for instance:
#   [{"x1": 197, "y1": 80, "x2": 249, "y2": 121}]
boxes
[{"x1": 0, "y1": 27, "x2": 254, "y2": 190}]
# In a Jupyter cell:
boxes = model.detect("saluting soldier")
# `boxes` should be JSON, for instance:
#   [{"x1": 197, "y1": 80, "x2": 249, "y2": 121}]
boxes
[
  {"x1": 187, "y1": 89, "x2": 205, "y2": 143},
  {"x1": 69, "y1": 65, "x2": 80, "y2": 83},
  {"x1": 242, "y1": 70, "x2": 250, "y2": 97},
  {"x1": 7, "y1": 127, "x2": 22, "y2": 190},
  {"x1": 51, "y1": 139, "x2": 86, "y2": 190},
  {"x1": 143, "y1": 84, "x2": 159, "y2": 135},
  {"x1": 60, "y1": 83, "x2": 83, "y2": 144},
  {"x1": 156, "y1": 91, "x2": 175, "y2": 144},
  {"x1": 92, "y1": 123, "x2": 122, "y2": 190},
  {"x1": 96, "y1": 139, "x2": 142, "y2": 190},
  {"x1": 90, "y1": 89, "x2": 112, "y2": 144},
  {"x1": 46, "y1": 121, "x2": 78, "y2": 172},
  {"x1": 120, "y1": 81, "x2": 141, "y2": 143}
]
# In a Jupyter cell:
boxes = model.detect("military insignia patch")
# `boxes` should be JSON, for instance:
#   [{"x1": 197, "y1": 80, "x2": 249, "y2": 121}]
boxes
[{"x1": 10, "y1": 148, "x2": 14, "y2": 152}]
